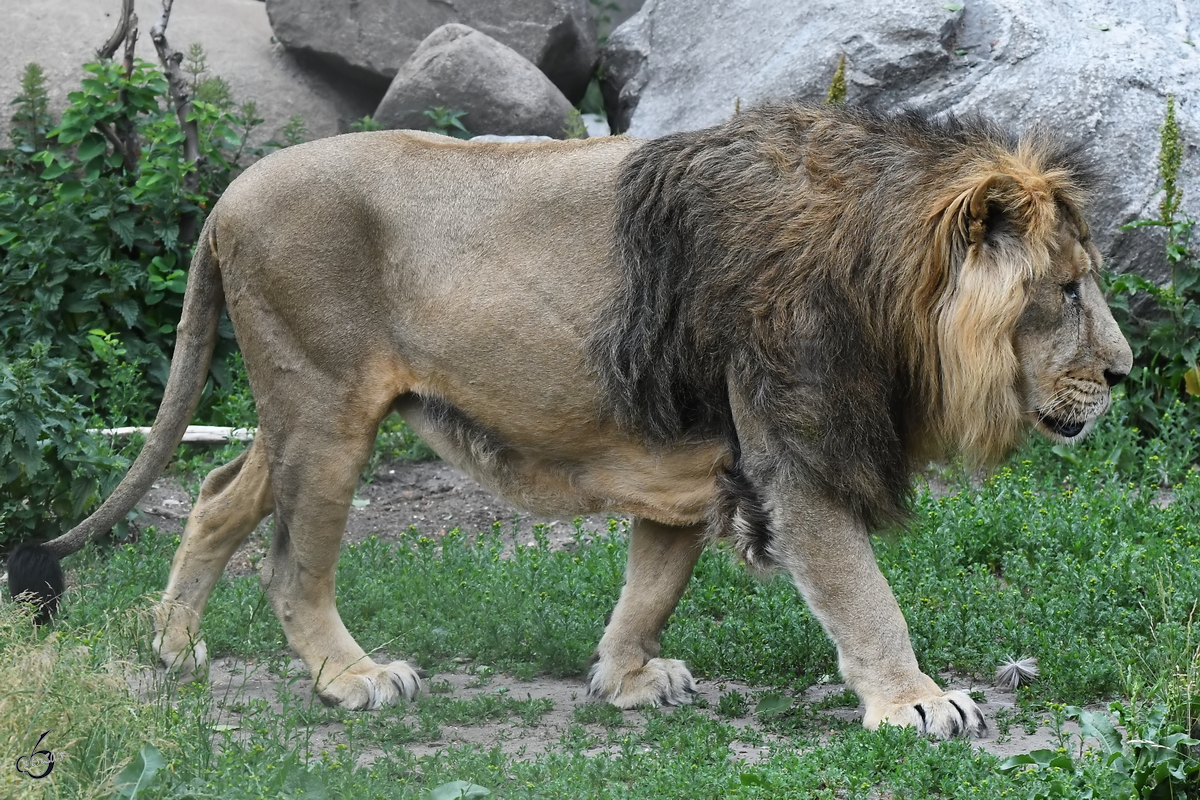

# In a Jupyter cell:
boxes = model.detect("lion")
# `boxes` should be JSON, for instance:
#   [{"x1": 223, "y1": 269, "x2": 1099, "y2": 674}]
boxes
[{"x1": 27, "y1": 102, "x2": 1132, "y2": 739}]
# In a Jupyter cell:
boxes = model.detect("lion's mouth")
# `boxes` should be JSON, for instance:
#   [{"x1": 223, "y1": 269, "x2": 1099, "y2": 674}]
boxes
[{"x1": 1037, "y1": 414, "x2": 1087, "y2": 440}]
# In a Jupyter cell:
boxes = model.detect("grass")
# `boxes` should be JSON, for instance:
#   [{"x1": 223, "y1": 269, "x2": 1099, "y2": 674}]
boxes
[{"x1": 4, "y1": 397, "x2": 1199, "y2": 797}]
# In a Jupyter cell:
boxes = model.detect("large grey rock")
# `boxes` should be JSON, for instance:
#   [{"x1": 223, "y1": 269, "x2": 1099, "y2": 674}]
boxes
[
  {"x1": 374, "y1": 24, "x2": 578, "y2": 139},
  {"x1": 603, "y1": 0, "x2": 1200, "y2": 277},
  {"x1": 265, "y1": 0, "x2": 598, "y2": 102}
]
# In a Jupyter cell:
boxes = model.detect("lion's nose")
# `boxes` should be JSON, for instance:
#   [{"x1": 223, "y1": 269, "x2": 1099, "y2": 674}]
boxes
[{"x1": 1104, "y1": 368, "x2": 1127, "y2": 387}]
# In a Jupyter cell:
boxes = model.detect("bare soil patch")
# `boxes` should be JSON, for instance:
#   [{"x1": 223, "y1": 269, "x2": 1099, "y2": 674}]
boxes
[
  {"x1": 136, "y1": 459, "x2": 618, "y2": 577},
  {"x1": 149, "y1": 657, "x2": 1073, "y2": 764}
]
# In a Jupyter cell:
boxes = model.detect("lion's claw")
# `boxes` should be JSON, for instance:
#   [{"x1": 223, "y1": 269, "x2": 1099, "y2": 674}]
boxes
[
  {"x1": 315, "y1": 659, "x2": 422, "y2": 710},
  {"x1": 153, "y1": 631, "x2": 209, "y2": 683},
  {"x1": 587, "y1": 657, "x2": 697, "y2": 708},
  {"x1": 867, "y1": 689, "x2": 986, "y2": 739}
]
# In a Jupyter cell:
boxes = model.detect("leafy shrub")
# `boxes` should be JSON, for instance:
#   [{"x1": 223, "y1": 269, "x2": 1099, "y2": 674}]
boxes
[
  {"x1": 562, "y1": 108, "x2": 588, "y2": 140},
  {"x1": 1000, "y1": 703, "x2": 1199, "y2": 799},
  {"x1": 0, "y1": 54, "x2": 270, "y2": 415},
  {"x1": 349, "y1": 115, "x2": 383, "y2": 133},
  {"x1": 423, "y1": 107, "x2": 471, "y2": 139},
  {"x1": 0, "y1": 52, "x2": 281, "y2": 547},
  {"x1": 0, "y1": 343, "x2": 127, "y2": 546},
  {"x1": 1107, "y1": 96, "x2": 1200, "y2": 441}
]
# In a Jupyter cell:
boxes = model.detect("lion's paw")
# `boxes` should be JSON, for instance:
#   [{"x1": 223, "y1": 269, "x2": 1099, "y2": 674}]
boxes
[
  {"x1": 153, "y1": 630, "x2": 209, "y2": 682},
  {"x1": 315, "y1": 660, "x2": 423, "y2": 710},
  {"x1": 865, "y1": 689, "x2": 986, "y2": 739},
  {"x1": 587, "y1": 657, "x2": 697, "y2": 708}
]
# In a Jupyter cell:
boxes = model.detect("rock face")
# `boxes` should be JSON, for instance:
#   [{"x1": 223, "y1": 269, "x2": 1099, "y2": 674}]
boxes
[
  {"x1": 374, "y1": 25, "x2": 578, "y2": 139},
  {"x1": 603, "y1": 0, "x2": 1200, "y2": 276},
  {"x1": 265, "y1": 0, "x2": 598, "y2": 102}
]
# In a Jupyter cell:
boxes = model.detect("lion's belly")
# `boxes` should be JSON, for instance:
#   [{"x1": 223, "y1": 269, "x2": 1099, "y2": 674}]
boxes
[{"x1": 394, "y1": 394, "x2": 726, "y2": 527}]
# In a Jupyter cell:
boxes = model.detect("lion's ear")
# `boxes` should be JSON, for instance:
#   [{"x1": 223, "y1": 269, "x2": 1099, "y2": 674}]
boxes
[{"x1": 963, "y1": 173, "x2": 1019, "y2": 246}]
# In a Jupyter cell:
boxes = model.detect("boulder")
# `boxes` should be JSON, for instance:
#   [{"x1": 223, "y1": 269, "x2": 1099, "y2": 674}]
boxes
[
  {"x1": 470, "y1": 135, "x2": 554, "y2": 143},
  {"x1": 265, "y1": 0, "x2": 598, "y2": 102},
  {"x1": 374, "y1": 24, "x2": 578, "y2": 140},
  {"x1": 602, "y1": 0, "x2": 1200, "y2": 277}
]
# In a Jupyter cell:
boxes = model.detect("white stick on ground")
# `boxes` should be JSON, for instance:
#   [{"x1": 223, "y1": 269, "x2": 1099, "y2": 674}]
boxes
[{"x1": 89, "y1": 426, "x2": 256, "y2": 443}]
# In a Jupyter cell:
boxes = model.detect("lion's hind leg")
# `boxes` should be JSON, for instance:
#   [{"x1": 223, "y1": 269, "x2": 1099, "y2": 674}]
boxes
[
  {"x1": 153, "y1": 440, "x2": 274, "y2": 679},
  {"x1": 587, "y1": 518, "x2": 705, "y2": 708},
  {"x1": 256, "y1": 392, "x2": 421, "y2": 711}
]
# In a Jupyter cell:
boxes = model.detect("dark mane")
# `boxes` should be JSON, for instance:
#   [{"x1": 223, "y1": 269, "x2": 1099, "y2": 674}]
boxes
[{"x1": 585, "y1": 101, "x2": 1092, "y2": 536}]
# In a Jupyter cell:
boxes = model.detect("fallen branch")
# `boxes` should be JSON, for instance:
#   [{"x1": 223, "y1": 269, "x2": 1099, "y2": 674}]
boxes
[{"x1": 89, "y1": 425, "x2": 256, "y2": 444}]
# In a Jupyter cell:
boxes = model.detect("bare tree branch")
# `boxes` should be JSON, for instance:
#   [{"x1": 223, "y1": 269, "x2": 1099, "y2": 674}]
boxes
[
  {"x1": 92, "y1": 1, "x2": 142, "y2": 175},
  {"x1": 89, "y1": 425, "x2": 257, "y2": 444},
  {"x1": 94, "y1": 120, "x2": 128, "y2": 158},
  {"x1": 97, "y1": 0, "x2": 134, "y2": 60},
  {"x1": 150, "y1": 0, "x2": 201, "y2": 246},
  {"x1": 115, "y1": 11, "x2": 142, "y2": 173}
]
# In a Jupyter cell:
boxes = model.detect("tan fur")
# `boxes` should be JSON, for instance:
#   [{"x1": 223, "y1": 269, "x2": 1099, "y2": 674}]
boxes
[{"x1": 47, "y1": 114, "x2": 1131, "y2": 738}]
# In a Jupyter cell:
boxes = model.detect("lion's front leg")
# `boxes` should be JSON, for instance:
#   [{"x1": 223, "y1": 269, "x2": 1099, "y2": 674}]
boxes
[
  {"x1": 588, "y1": 518, "x2": 705, "y2": 708},
  {"x1": 771, "y1": 495, "x2": 986, "y2": 739}
]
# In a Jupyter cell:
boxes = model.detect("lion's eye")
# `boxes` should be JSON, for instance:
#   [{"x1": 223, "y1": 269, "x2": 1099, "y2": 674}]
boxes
[{"x1": 1062, "y1": 280, "x2": 1080, "y2": 302}]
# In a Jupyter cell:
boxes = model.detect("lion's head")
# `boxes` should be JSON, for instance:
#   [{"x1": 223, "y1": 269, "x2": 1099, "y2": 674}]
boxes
[
  {"x1": 928, "y1": 149, "x2": 1133, "y2": 466},
  {"x1": 589, "y1": 102, "x2": 1133, "y2": 536}
]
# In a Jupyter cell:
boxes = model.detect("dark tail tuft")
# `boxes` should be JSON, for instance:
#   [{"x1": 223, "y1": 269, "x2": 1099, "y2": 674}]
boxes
[
  {"x1": 710, "y1": 463, "x2": 777, "y2": 572},
  {"x1": 6, "y1": 542, "x2": 65, "y2": 624}
]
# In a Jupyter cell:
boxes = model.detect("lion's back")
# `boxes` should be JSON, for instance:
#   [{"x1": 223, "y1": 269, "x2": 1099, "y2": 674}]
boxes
[{"x1": 213, "y1": 131, "x2": 636, "y2": 298}]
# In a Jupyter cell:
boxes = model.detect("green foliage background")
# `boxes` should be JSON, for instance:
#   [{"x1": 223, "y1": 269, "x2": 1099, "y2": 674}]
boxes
[{"x1": 0, "y1": 57, "x2": 268, "y2": 546}]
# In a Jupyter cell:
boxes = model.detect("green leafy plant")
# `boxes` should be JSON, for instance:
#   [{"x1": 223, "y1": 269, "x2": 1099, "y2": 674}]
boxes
[
  {"x1": 563, "y1": 108, "x2": 588, "y2": 139},
  {"x1": 112, "y1": 743, "x2": 167, "y2": 798},
  {"x1": 349, "y1": 115, "x2": 383, "y2": 133},
  {"x1": 716, "y1": 689, "x2": 749, "y2": 717},
  {"x1": 1000, "y1": 703, "x2": 1200, "y2": 799},
  {"x1": 0, "y1": 55, "x2": 282, "y2": 543},
  {"x1": 423, "y1": 107, "x2": 471, "y2": 139},
  {"x1": 0, "y1": 343, "x2": 127, "y2": 546},
  {"x1": 0, "y1": 57, "x2": 267, "y2": 411},
  {"x1": 9, "y1": 63, "x2": 53, "y2": 152},
  {"x1": 84, "y1": 329, "x2": 154, "y2": 427},
  {"x1": 826, "y1": 54, "x2": 848, "y2": 105},
  {"x1": 1107, "y1": 95, "x2": 1200, "y2": 440},
  {"x1": 279, "y1": 113, "x2": 308, "y2": 147}
]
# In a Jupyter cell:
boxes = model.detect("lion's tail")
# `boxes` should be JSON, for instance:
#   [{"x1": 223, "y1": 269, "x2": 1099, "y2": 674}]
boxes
[{"x1": 38, "y1": 218, "x2": 225, "y2": 560}]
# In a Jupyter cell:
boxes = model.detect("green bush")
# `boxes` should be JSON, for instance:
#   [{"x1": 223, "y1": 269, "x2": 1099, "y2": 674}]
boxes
[
  {"x1": 1107, "y1": 95, "x2": 1200, "y2": 442},
  {"x1": 0, "y1": 55, "x2": 267, "y2": 415},
  {"x1": 423, "y1": 107, "x2": 471, "y2": 139},
  {"x1": 0, "y1": 343, "x2": 127, "y2": 545},
  {"x1": 0, "y1": 53, "x2": 275, "y2": 547},
  {"x1": 1000, "y1": 703, "x2": 1199, "y2": 800}
]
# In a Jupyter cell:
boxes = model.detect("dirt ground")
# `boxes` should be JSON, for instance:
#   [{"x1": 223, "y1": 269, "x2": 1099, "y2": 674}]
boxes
[{"x1": 134, "y1": 458, "x2": 1078, "y2": 761}]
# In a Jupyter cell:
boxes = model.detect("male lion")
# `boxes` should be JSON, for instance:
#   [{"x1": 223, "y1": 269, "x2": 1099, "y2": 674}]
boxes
[{"x1": 31, "y1": 103, "x2": 1132, "y2": 739}]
